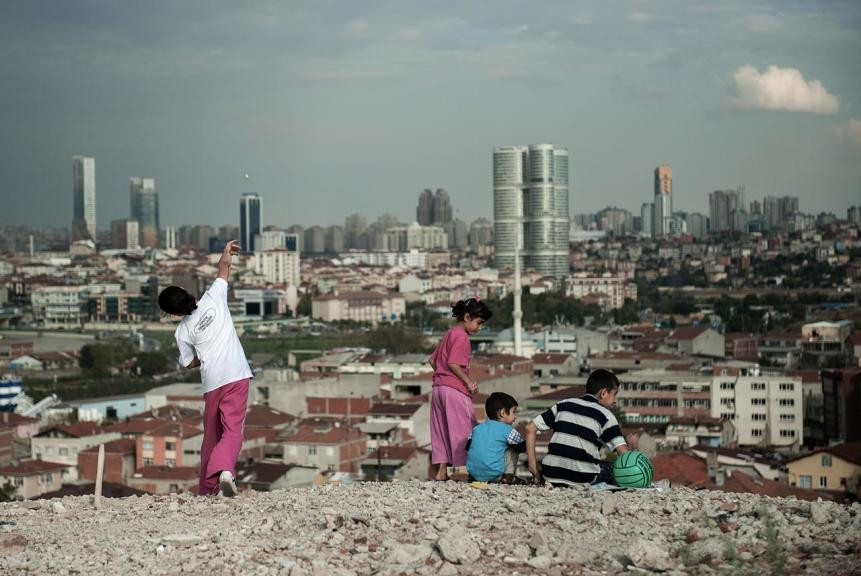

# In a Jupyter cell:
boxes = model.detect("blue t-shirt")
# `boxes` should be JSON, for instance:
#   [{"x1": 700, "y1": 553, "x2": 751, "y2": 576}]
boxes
[{"x1": 466, "y1": 419, "x2": 525, "y2": 481}]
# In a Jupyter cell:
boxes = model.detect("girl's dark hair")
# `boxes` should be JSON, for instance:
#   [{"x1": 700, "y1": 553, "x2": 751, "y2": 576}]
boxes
[
  {"x1": 451, "y1": 297, "x2": 492, "y2": 321},
  {"x1": 158, "y1": 286, "x2": 197, "y2": 316}
]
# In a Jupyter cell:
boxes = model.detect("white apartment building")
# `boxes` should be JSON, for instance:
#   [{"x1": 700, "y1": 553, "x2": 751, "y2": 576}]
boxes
[
  {"x1": 31, "y1": 286, "x2": 89, "y2": 326},
  {"x1": 251, "y1": 249, "x2": 300, "y2": 286},
  {"x1": 383, "y1": 223, "x2": 448, "y2": 251},
  {"x1": 312, "y1": 291, "x2": 406, "y2": 325},
  {"x1": 711, "y1": 366, "x2": 803, "y2": 448},
  {"x1": 564, "y1": 274, "x2": 637, "y2": 310}
]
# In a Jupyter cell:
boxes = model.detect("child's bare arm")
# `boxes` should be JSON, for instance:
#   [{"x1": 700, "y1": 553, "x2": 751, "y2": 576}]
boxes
[
  {"x1": 217, "y1": 240, "x2": 241, "y2": 282},
  {"x1": 447, "y1": 363, "x2": 477, "y2": 395},
  {"x1": 186, "y1": 357, "x2": 201, "y2": 369},
  {"x1": 525, "y1": 421, "x2": 541, "y2": 481}
]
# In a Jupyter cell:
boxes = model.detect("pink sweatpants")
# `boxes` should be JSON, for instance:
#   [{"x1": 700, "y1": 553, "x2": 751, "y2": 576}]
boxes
[
  {"x1": 198, "y1": 378, "x2": 249, "y2": 495},
  {"x1": 430, "y1": 385, "x2": 477, "y2": 466}
]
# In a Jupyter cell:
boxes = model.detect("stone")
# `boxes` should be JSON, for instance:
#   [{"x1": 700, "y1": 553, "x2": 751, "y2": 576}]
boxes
[
  {"x1": 686, "y1": 538, "x2": 725, "y2": 565},
  {"x1": 51, "y1": 502, "x2": 66, "y2": 515},
  {"x1": 388, "y1": 543, "x2": 433, "y2": 565},
  {"x1": 162, "y1": 534, "x2": 203, "y2": 547},
  {"x1": 438, "y1": 527, "x2": 481, "y2": 565},
  {"x1": 810, "y1": 503, "x2": 831, "y2": 525},
  {"x1": 626, "y1": 538, "x2": 674, "y2": 571},
  {"x1": 601, "y1": 493, "x2": 619, "y2": 516},
  {"x1": 527, "y1": 555, "x2": 553, "y2": 569}
]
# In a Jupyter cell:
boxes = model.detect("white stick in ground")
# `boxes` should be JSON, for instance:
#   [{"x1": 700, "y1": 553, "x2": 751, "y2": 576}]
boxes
[{"x1": 94, "y1": 443, "x2": 105, "y2": 509}]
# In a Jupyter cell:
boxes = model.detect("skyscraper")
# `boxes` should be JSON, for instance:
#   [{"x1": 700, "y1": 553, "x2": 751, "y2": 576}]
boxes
[
  {"x1": 111, "y1": 219, "x2": 139, "y2": 250},
  {"x1": 72, "y1": 156, "x2": 96, "y2": 242},
  {"x1": 416, "y1": 189, "x2": 433, "y2": 226},
  {"x1": 240, "y1": 193, "x2": 262, "y2": 252},
  {"x1": 709, "y1": 188, "x2": 746, "y2": 234},
  {"x1": 130, "y1": 178, "x2": 159, "y2": 248},
  {"x1": 653, "y1": 165, "x2": 672, "y2": 237},
  {"x1": 432, "y1": 189, "x2": 453, "y2": 227},
  {"x1": 641, "y1": 203, "x2": 654, "y2": 238},
  {"x1": 493, "y1": 144, "x2": 570, "y2": 278}
]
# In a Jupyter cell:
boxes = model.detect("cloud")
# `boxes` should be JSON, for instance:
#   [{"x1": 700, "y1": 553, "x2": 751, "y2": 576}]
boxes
[
  {"x1": 835, "y1": 119, "x2": 861, "y2": 148},
  {"x1": 732, "y1": 65, "x2": 839, "y2": 114}
]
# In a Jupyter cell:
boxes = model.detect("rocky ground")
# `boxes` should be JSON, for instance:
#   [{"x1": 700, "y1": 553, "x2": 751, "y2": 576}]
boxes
[{"x1": 1, "y1": 482, "x2": 859, "y2": 575}]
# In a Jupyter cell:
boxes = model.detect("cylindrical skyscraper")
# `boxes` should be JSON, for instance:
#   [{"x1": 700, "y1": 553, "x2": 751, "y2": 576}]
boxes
[{"x1": 493, "y1": 144, "x2": 570, "y2": 278}]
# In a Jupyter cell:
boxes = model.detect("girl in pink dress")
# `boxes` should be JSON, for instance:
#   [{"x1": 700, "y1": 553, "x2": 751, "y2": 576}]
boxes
[{"x1": 428, "y1": 297, "x2": 492, "y2": 481}]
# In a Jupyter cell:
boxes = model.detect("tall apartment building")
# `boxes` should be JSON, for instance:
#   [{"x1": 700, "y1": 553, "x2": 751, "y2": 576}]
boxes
[
  {"x1": 712, "y1": 365, "x2": 803, "y2": 448},
  {"x1": 709, "y1": 188, "x2": 746, "y2": 234},
  {"x1": 110, "y1": 219, "x2": 140, "y2": 250},
  {"x1": 640, "y1": 203, "x2": 654, "y2": 238},
  {"x1": 653, "y1": 165, "x2": 673, "y2": 236},
  {"x1": 129, "y1": 178, "x2": 159, "y2": 248},
  {"x1": 763, "y1": 195, "x2": 800, "y2": 230},
  {"x1": 161, "y1": 225, "x2": 177, "y2": 250},
  {"x1": 72, "y1": 156, "x2": 96, "y2": 242},
  {"x1": 251, "y1": 249, "x2": 300, "y2": 286},
  {"x1": 240, "y1": 193, "x2": 262, "y2": 252},
  {"x1": 493, "y1": 144, "x2": 570, "y2": 278}
]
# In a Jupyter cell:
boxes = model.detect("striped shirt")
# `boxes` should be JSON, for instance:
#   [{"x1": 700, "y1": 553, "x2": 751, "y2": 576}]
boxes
[{"x1": 533, "y1": 394, "x2": 626, "y2": 485}]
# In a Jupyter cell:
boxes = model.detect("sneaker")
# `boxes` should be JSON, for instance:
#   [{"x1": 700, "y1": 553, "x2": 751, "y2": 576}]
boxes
[{"x1": 219, "y1": 470, "x2": 238, "y2": 497}]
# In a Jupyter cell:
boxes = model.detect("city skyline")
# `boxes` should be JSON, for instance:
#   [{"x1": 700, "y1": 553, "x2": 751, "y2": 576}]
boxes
[{"x1": 1, "y1": 2, "x2": 860, "y2": 229}]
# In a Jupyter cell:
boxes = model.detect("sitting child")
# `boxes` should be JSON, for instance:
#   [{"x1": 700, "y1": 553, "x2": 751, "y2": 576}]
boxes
[
  {"x1": 466, "y1": 392, "x2": 526, "y2": 483},
  {"x1": 524, "y1": 368, "x2": 637, "y2": 486}
]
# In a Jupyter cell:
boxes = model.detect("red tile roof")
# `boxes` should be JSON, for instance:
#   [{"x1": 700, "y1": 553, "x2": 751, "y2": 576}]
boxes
[
  {"x1": 532, "y1": 353, "x2": 574, "y2": 365},
  {"x1": 365, "y1": 446, "x2": 418, "y2": 462},
  {"x1": 146, "y1": 422, "x2": 202, "y2": 438},
  {"x1": 284, "y1": 422, "x2": 365, "y2": 445},
  {"x1": 129, "y1": 405, "x2": 201, "y2": 421},
  {"x1": 133, "y1": 466, "x2": 198, "y2": 480},
  {"x1": 35, "y1": 422, "x2": 104, "y2": 438},
  {"x1": 651, "y1": 451, "x2": 834, "y2": 501},
  {"x1": 104, "y1": 419, "x2": 169, "y2": 436},
  {"x1": 668, "y1": 327, "x2": 708, "y2": 341},
  {"x1": 528, "y1": 386, "x2": 586, "y2": 402},
  {"x1": 0, "y1": 413, "x2": 38, "y2": 428},
  {"x1": 368, "y1": 403, "x2": 423, "y2": 416},
  {"x1": 0, "y1": 459, "x2": 71, "y2": 475},
  {"x1": 245, "y1": 405, "x2": 297, "y2": 428},
  {"x1": 784, "y1": 441, "x2": 861, "y2": 467}
]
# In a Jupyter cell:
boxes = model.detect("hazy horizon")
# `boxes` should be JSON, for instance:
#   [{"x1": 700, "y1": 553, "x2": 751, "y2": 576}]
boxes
[{"x1": 1, "y1": 1, "x2": 859, "y2": 230}]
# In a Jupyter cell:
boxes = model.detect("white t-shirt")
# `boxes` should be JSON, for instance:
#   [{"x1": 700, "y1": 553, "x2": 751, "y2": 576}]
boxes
[{"x1": 174, "y1": 278, "x2": 253, "y2": 394}]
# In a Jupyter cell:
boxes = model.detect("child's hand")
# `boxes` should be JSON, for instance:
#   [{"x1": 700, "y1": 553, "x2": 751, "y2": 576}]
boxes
[
  {"x1": 625, "y1": 432, "x2": 640, "y2": 448},
  {"x1": 528, "y1": 463, "x2": 542, "y2": 483},
  {"x1": 467, "y1": 380, "x2": 478, "y2": 396},
  {"x1": 224, "y1": 240, "x2": 241, "y2": 257}
]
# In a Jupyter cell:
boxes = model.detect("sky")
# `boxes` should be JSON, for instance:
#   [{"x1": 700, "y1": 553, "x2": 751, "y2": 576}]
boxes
[{"x1": 1, "y1": 0, "x2": 859, "y2": 230}]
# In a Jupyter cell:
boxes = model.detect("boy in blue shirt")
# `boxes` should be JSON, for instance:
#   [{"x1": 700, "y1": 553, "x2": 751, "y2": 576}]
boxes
[{"x1": 466, "y1": 392, "x2": 526, "y2": 483}]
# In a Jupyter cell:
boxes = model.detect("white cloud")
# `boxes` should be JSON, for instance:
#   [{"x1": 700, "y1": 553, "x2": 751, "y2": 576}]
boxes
[
  {"x1": 732, "y1": 65, "x2": 839, "y2": 114},
  {"x1": 835, "y1": 119, "x2": 861, "y2": 148}
]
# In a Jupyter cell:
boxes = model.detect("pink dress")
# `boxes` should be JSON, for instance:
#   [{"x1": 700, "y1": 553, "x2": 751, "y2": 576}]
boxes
[{"x1": 429, "y1": 326, "x2": 477, "y2": 466}]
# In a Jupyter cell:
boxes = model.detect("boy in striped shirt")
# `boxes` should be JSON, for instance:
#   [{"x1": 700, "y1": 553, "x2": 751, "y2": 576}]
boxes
[{"x1": 524, "y1": 369, "x2": 637, "y2": 486}]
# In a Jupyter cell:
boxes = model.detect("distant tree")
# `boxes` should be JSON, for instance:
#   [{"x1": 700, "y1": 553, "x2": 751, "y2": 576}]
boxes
[
  {"x1": 367, "y1": 324, "x2": 429, "y2": 354},
  {"x1": 0, "y1": 480, "x2": 17, "y2": 503},
  {"x1": 296, "y1": 295, "x2": 312, "y2": 317},
  {"x1": 79, "y1": 341, "x2": 135, "y2": 379},
  {"x1": 134, "y1": 351, "x2": 169, "y2": 377},
  {"x1": 612, "y1": 299, "x2": 639, "y2": 326}
]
